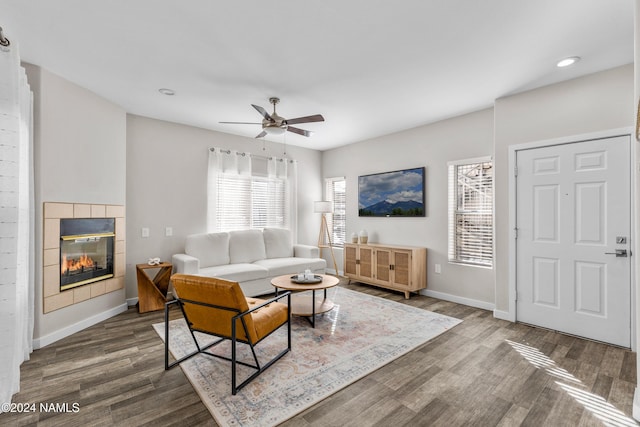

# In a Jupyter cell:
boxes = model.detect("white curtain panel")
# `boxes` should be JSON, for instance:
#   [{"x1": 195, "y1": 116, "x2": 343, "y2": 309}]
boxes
[
  {"x1": 0, "y1": 40, "x2": 34, "y2": 408},
  {"x1": 206, "y1": 148, "x2": 223, "y2": 232},
  {"x1": 267, "y1": 155, "x2": 299, "y2": 242},
  {"x1": 207, "y1": 148, "x2": 254, "y2": 232},
  {"x1": 285, "y1": 159, "x2": 298, "y2": 244}
]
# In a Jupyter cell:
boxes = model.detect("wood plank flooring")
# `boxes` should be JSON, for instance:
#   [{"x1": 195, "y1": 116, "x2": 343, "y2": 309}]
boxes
[{"x1": 1, "y1": 281, "x2": 637, "y2": 426}]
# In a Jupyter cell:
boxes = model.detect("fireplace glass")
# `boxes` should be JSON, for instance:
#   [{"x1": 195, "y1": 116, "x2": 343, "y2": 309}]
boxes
[{"x1": 60, "y1": 218, "x2": 115, "y2": 291}]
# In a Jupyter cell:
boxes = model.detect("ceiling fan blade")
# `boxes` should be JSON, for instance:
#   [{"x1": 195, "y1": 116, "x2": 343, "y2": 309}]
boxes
[
  {"x1": 287, "y1": 126, "x2": 313, "y2": 137},
  {"x1": 252, "y1": 104, "x2": 272, "y2": 121},
  {"x1": 255, "y1": 130, "x2": 267, "y2": 138},
  {"x1": 285, "y1": 114, "x2": 325, "y2": 125},
  {"x1": 219, "y1": 121, "x2": 262, "y2": 125}
]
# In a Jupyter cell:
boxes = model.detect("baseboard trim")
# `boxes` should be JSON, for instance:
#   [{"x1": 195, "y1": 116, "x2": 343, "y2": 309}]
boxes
[
  {"x1": 634, "y1": 387, "x2": 640, "y2": 421},
  {"x1": 422, "y1": 289, "x2": 495, "y2": 311},
  {"x1": 33, "y1": 303, "x2": 128, "y2": 349},
  {"x1": 493, "y1": 309, "x2": 515, "y2": 322},
  {"x1": 126, "y1": 297, "x2": 139, "y2": 307}
]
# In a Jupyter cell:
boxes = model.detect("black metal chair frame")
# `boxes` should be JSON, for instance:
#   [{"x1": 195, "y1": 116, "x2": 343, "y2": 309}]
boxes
[{"x1": 164, "y1": 291, "x2": 291, "y2": 395}]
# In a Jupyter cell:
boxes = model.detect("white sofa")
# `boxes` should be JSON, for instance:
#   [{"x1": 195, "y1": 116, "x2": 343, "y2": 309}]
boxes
[{"x1": 172, "y1": 228, "x2": 327, "y2": 297}]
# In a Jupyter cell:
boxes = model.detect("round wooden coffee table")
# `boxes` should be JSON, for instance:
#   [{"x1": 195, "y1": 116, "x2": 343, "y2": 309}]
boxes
[{"x1": 271, "y1": 274, "x2": 340, "y2": 328}]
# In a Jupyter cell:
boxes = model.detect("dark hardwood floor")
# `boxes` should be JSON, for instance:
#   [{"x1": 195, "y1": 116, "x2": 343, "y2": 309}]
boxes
[{"x1": 1, "y1": 281, "x2": 638, "y2": 426}]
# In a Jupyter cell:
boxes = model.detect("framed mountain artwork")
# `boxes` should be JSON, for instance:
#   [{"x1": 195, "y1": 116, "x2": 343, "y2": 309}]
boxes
[{"x1": 358, "y1": 167, "x2": 425, "y2": 217}]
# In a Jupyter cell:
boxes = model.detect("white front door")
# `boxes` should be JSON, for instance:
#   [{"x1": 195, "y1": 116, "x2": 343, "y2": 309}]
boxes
[{"x1": 516, "y1": 135, "x2": 631, "y2": 347}]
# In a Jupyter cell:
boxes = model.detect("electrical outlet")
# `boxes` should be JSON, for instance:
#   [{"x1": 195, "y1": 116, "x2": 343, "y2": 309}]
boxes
[
  {"x1": 141, "y1": 227, "x2": 150, "y2": 238},
  {"x1": 165, "y1": 227, "x2": 173, "y2": 237},
  {"x1": 435, "y1": 263, "x2": 441, "y2": 274}
]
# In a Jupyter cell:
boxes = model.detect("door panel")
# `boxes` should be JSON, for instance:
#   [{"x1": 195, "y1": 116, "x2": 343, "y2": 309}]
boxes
[
  {"x1": 533, "y1": 185, "x2": 559, "y2": 242},
  {"x1": 393, "y1": 250, "x2": 411, "y2": 287},
  {"x1": 375, "y1": 248, "x2": 391, "y2": 283},
  {"x1": 358, "y1": 247, "x2": 374, "y2": 281},
  {"x1": 575, "y1": 182, "x2": 605, "y2": 244},
  {"x1": 516, "y1": 135, "x2": 631, "y2": 347},
  {"x1": 344, "y1": 245, "x2": 357, "y2": 276},
  {"x1": 574, "y1": 261, "x2": 605, "y2": 316},
  {"x1": 533, "y1": 257, "x2": 558, "y2": 307}
]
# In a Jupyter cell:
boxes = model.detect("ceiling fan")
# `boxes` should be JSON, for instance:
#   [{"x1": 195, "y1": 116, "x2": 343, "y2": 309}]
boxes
[{"x1": 220, "y1": 97, "x2": 324, "y2": 138}]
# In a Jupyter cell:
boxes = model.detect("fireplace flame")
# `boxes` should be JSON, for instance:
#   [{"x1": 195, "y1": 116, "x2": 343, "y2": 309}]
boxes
[{"x1": 61, "y1": 253, "x2": 96, "y2": 275}]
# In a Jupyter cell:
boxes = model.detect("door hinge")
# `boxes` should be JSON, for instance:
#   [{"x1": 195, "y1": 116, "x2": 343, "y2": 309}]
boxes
[
  {"x1": 514, "y1": 166, "x2": 518, "y2": 177},
  {"x1": 514, "y1": 228, "x2": 518, "y2": 239}
]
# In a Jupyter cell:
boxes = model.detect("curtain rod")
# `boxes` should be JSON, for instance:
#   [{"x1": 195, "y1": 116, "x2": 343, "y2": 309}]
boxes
[
  {"x1": 0, "y1": 27, "x2": 10, "y2": 47},
  {"x1": 209, "y1": 147, "x2": 293, "y2": 162}
]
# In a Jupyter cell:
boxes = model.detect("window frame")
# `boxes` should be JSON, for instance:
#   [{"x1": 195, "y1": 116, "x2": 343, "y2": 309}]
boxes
[
  {"x1": 325, "y1": 176, "x2": 346, "y2": 248},
  {"x1": 447, "y1": 156, "x2": 494, "y2": 268}
]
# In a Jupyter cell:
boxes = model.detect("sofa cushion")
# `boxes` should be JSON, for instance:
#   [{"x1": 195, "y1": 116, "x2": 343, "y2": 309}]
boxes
[
  {"x1": 198, "y1": 263, "x2": 269, "y2": 283},
  {"x1": 229, "y1": 229, "x2": 267, "y2": 264},
  {"x1": 263, "y1": 228, "x2": 294, "y2": 259},
  {"x1": 254, "y1": 257, "x2": 327, "y2": 277},
  {"x1": 185, "y1": 232, "x2": 230, "y2": 268}
]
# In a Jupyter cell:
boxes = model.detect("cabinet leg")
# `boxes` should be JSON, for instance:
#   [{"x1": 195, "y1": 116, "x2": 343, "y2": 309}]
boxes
[{"x1": 404, "y1": 291, "x2": 410, "y2": 299}]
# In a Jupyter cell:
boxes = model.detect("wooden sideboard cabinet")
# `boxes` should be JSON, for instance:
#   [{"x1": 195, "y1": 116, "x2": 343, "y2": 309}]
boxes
[{"x1": 344, "y1": 242, "x2": 427, "y2": 299}]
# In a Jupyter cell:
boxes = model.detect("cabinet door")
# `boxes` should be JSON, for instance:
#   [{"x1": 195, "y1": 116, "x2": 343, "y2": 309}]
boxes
[
  {"x1": 374, "y1": 248, "x2": 392, "y2": 284},
  {"x1": 344, "y1": 245, "x2": 358, "y2": 277},
  {"x1": 392, "y1": 250, "x2": 412, "y2": 287},
  {"x1": 358, "y1": 246, "x2": 375, "y2": 281}
]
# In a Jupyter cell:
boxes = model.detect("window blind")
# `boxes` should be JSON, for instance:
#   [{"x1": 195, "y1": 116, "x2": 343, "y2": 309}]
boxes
[
  {"x1": 216, "y1": 174, "x2": 287, "y2": 231},
  {"x1": 448, "y1": 159, "x2": 493, "y2": 267}
]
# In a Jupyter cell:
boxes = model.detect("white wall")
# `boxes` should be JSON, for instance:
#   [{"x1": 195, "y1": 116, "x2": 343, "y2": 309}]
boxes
[
  {"x1": 494, "y1": 64, "x2": 634, "y2": 314},
  {"x1": 24, "y1": 64, "x2": 127, "y2": 344},
  {"x1": 125, "y1": 115, "x2": 323, "y2": 299},
  {"x1": 322, "y1": 108, "x2": 495, "y2": 307}
]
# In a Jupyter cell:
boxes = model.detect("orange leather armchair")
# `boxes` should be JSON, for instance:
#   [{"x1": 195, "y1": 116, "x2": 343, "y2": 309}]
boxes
[{"x1": 165, "y1": 274, "x2": 291, "y2": 395}]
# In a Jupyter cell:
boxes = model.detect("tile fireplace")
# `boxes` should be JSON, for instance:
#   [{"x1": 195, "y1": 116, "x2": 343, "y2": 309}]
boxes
[{"x1": 43, "y1": 202, "x2": 125, "y2": 313}]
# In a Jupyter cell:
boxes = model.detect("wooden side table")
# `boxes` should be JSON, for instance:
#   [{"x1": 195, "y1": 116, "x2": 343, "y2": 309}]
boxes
[{"x1": 136, "y1": 262, "x2": 173, "y2": 313}]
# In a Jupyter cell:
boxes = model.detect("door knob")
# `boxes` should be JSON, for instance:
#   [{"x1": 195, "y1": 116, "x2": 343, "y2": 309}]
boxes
[{"x1": 604, "y1": 249, "x2": 628, "y2": 257}]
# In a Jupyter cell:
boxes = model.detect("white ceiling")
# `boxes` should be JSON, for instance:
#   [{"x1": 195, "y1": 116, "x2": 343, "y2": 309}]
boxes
[{"x1": 1, "y1": 0, "x2": 634, "y2": 151}]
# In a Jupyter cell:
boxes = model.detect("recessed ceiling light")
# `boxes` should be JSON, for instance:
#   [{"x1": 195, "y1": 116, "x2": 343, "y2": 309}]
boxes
[
  {"x1": 556, "y1": 57, "x2": 581, "y2": 68},
  {"x1": 158, "y1": 88, "x2": 175, "y2": 96}
]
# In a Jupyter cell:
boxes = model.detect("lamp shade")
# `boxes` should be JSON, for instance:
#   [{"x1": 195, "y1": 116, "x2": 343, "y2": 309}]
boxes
[{"x1": 314, "y1": 201, "x2": 333, "y2": 213}]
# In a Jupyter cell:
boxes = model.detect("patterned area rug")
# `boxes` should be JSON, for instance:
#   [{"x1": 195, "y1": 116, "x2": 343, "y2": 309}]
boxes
[{"x1": 153, "y1": 287, "x2": 461, "y2": 427}]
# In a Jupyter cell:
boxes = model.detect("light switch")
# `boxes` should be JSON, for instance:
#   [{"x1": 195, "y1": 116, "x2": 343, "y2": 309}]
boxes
[
  {"x1": 141, "y1": 227, "x2": 150, "y2": 238},
  {"x1": 435, "y1": 263, "x2": 441, "y2": 274},
  {"x1": 165, "y1": 227, "x2": 173, "y2": 237}
]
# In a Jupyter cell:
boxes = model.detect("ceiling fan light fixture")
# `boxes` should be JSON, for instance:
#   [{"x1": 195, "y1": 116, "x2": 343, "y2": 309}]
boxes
[
  {"x1": 264, "y1": 126, "x2": 286, "y2": 135},
  {"x1": 221, "y1": 97, "x2": 324, "y2": 139},
  {"x1": 556, "y1": 56, "x2": 580, "y2": 68}
]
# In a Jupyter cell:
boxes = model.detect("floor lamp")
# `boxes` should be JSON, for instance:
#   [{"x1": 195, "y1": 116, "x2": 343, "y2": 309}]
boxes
[{"x1": 314, "y1": 201, "x2": 339, "y2": 275}]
